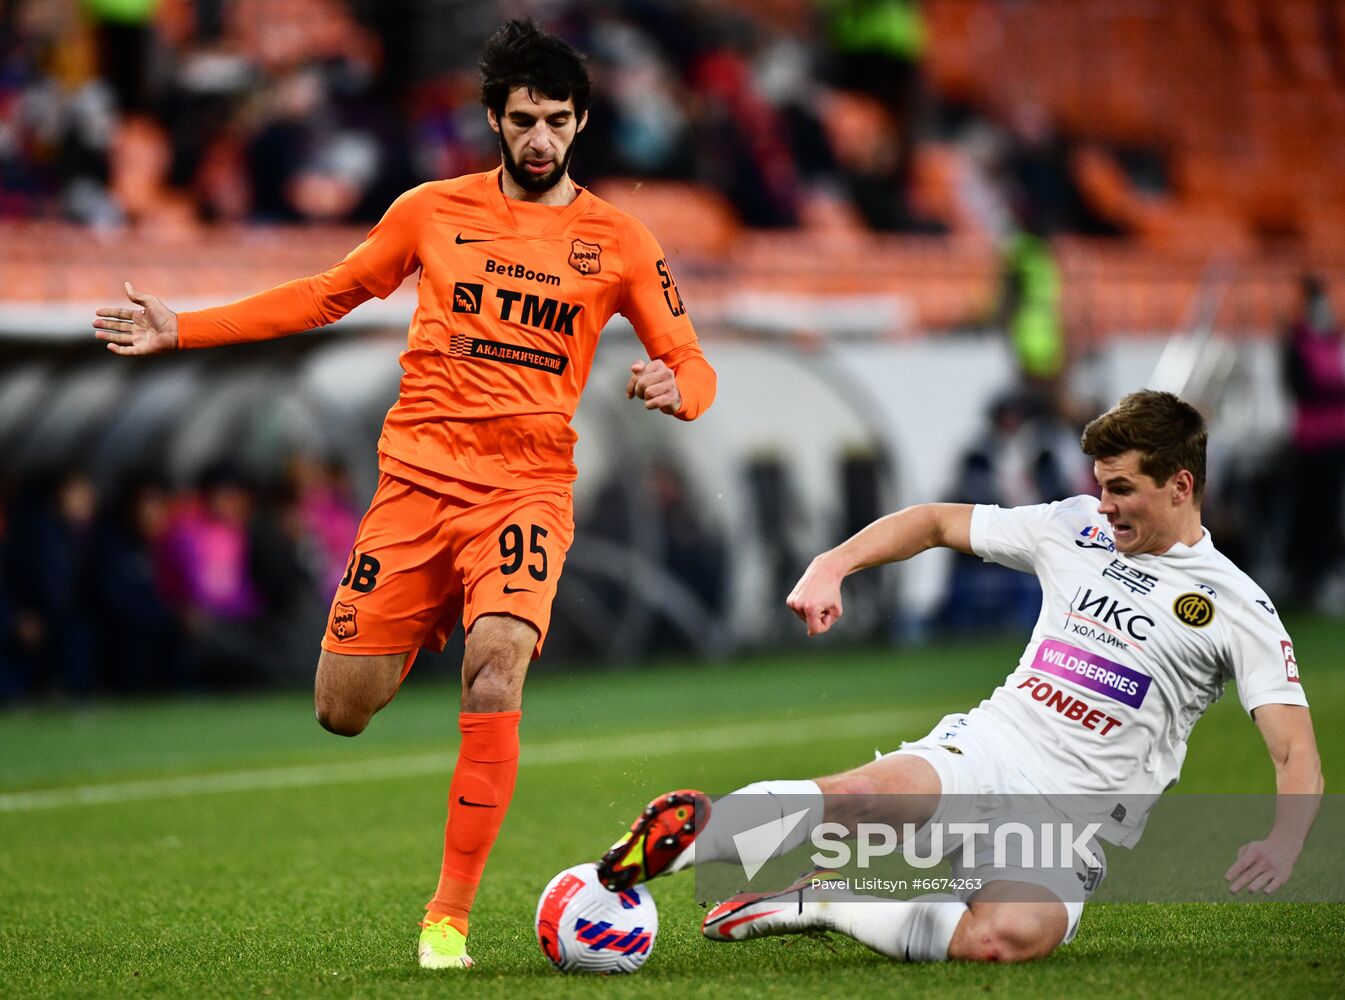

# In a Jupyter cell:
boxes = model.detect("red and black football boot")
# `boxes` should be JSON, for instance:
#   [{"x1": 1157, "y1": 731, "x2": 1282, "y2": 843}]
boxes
[{"x1": 597, "y1": 789, "x2": 710, "y2": 892}]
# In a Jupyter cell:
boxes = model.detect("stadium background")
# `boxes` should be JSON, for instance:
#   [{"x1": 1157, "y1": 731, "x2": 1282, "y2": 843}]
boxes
[
  {"x1": 3, "y1": 2, "x2": 1345, "y2": 996},
  {"x1": 4, "y1": 0, "x2": 1343, "y2": 697}
]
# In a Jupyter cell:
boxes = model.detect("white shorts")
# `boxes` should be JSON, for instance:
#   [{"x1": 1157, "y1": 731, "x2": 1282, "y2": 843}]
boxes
[{"x1": 885, "y1": 711, "x2": 1106, "y2": 944}]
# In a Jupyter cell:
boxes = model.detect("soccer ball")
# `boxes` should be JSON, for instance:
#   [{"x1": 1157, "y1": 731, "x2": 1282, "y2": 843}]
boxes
[{"x1": 535, "y1": 863, "x2": 658, "y2": 974}]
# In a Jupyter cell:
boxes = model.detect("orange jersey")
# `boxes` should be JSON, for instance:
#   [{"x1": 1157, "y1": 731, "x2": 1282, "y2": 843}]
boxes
[{"x1": 179, "y1": 167, "x2": 714, "y2": 489}]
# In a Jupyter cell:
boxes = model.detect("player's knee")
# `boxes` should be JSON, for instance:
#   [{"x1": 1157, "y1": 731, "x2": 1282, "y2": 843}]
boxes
[
  {"x1": 314, "y1": 694, "x2": 372, "y2": 737},
  {"x1": 951, "y1": 907, "x2": 1063, "y2": 963},
  {"x1": 313, "y1": 651, "x2": 405, "y2": 736},
  {"x1": 462, "y1": 661, "x2": 522, "y2": 712},
  {"x1": 813, "y1": 773, "x2": 884, "y2": 829},
  {"x1": 825, "y1": 773, "x2": 880, "y2": 797},
  {"x1": 316, "y1": 699, "x2": 371, "y2": 737}
]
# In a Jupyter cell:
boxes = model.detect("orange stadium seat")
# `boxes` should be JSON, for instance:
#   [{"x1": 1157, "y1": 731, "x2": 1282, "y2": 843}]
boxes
[
  {"x1": 590, "y1": 181, "x2": 740, "y2": 259},
  {"x1": 923, "y1": 0, "x2": 1345, "y2": 262},
  {"x1": 224, "y1": 0, "x2": 377, "y2": 73},
  {"x1": 922, "y1": 0, "x2": 994, "y2": 103},
  {"x1": 9, "y1": 0, "x2": 1345, "y2": 344}
]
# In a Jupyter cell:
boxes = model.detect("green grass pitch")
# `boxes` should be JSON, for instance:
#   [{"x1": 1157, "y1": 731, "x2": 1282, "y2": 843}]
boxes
[{"x1": 1, "y1": 616, "x2": 1342, "y2": 998}]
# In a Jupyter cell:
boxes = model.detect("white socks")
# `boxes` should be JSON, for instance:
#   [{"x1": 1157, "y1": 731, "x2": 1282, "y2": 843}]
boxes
[
  {"x1": 668, "y1": 778, "x2": 825, "y2": 873},
  {"x1": 818, "y1": 893, "x2": 968, "y2": 961},
  {"x1": 670, "y1": 779, "x2": 968, "y2": 962}
]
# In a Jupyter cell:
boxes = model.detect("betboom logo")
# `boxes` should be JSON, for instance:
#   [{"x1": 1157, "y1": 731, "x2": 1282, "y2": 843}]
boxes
[
  {"x1": 485, "y1": 258, "x2": 561, "y2": 286},
  {"x1": 808, "y1": 822, "x2": 1103, "y2": 870}
]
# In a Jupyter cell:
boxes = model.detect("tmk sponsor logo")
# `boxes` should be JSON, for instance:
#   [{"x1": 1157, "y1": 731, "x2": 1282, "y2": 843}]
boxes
[
  {"x1": 1065, "y1": 587, "x2": 1154, "y2": 645},
  {"x1": 1075, "y1": 525, "x2": 1115, "y2": 552},
  {"x1": 495, "y1": 289, "x2": 583, "y2": 335},
  {"x1": 452, "y1": 282, "x2": 483, "y2": 313}
]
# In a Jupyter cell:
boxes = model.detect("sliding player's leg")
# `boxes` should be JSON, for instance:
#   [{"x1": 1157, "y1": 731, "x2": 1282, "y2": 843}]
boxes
[
  {"x1": 698, "y1": 715, "x2": 1098, "y2": 963},
  {"x1": 703, "y1": 877, "x2": 1070, "y2": 963},
  {"x1": 684, "y1": 753, "x2": 953, "y2": 948},
  {"x1": 947, "y1": 883, "x2": 1071, "y2": 961},
  {"x1": 598, "y1": 749, "x2": 942, "y2": 890}
]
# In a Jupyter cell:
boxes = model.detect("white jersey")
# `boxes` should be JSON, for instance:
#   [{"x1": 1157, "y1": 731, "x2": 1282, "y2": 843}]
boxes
[{"x1": 966, "y1": 495, "x2": 1307, "y2": 846}]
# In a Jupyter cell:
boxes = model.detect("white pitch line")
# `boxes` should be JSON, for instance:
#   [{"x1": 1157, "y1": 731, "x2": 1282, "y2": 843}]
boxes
[{"x1": 0, "y1": 707, "x2": 927, "y2": 814}]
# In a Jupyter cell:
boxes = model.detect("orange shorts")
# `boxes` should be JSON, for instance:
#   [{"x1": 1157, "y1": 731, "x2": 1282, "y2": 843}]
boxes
[{"x1": 322, "y1": 472, "x2": 574, "y2": 659}]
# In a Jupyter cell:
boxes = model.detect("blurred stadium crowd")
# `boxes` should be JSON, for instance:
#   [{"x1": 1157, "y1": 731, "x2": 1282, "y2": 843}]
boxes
[
  {"x1": 3, "y1": 0, "x2": 939, "y2": 231},
  {"x1": 3, "y1": 0, "x2": 1345, "y2": 701},
  {"x1": 7, "y1": 0, "x2": 1345, "y2": 244},
  {"x1": 0, "y1": 457, "x2": 360, "y2": 701}
]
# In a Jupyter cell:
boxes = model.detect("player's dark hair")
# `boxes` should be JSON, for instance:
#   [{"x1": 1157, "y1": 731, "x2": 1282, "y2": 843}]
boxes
[
  {"x1": 1081, "y1": 390, "x2": 1207, "y2": 500},
  {"x1": 480, "y1": 20, "x2": 590, "y2": 120}
]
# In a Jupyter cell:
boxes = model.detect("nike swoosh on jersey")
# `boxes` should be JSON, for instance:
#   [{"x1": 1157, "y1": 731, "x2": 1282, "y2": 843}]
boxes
[
  {"x1": 502, "y1": 583, "x2": 534, "y2": 594},
  {"x1": 455, "y1": 233, "x2": 494, "y2": 244}
]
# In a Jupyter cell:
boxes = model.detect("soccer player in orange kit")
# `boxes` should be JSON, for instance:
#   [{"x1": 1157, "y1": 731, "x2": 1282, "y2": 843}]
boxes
[{"x1": 92, "y1": 20, "x2": 716, "y2": 970}]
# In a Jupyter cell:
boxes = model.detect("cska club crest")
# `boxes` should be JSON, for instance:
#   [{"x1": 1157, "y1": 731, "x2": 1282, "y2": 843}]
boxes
[{"x1": 568, "y1": 239, "x2": 602, "y2": 275}]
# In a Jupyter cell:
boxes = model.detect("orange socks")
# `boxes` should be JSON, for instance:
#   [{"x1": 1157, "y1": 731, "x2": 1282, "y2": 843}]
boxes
[{"x1": 425, "y1": 710, "x2": 522, "y2": 935}]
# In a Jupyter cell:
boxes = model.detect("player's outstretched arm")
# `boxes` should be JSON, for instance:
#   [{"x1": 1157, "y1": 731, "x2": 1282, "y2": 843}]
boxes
[
  {"x1": 787, "y1": 503, "x2": 974, "y2": 636},
  {"x1": 1226, "y1": 704, "x2": 1324, "y2": 894},
  {"x1": 96, "y1": 261, "x2": 381, "y2": 355},
  {"x1": 93, "y1": 282, "x2": 179, "y2": 356}
]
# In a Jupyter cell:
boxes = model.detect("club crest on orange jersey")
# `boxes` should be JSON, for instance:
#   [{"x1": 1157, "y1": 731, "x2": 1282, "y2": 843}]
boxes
[
  {"x1": 331, "y1": 602, "x2": 358, "y2": 640},
  {"x1": 568, "y1": 239, "x2": 602, "y2": 275}
]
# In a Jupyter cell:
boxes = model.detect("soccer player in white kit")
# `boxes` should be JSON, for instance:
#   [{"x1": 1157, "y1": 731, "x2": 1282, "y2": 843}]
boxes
[{"x1": 596, "y1": 391, "x2": 1323, "y2": 963}]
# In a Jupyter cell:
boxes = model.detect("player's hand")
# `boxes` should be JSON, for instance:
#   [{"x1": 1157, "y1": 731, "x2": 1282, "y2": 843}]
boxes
[
  {"x1": 1225, "y1": 837, "x2": 1297, "y2": 894},
  {"x1": 93, "y1": 282, "x2": 179, "y2": 356},
  {"x1": 627, "y1": 359, "x2": 682, "y2": 414},
  {"x1": 787, "y1": 555, "x2": 846, "y2": 637}
]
